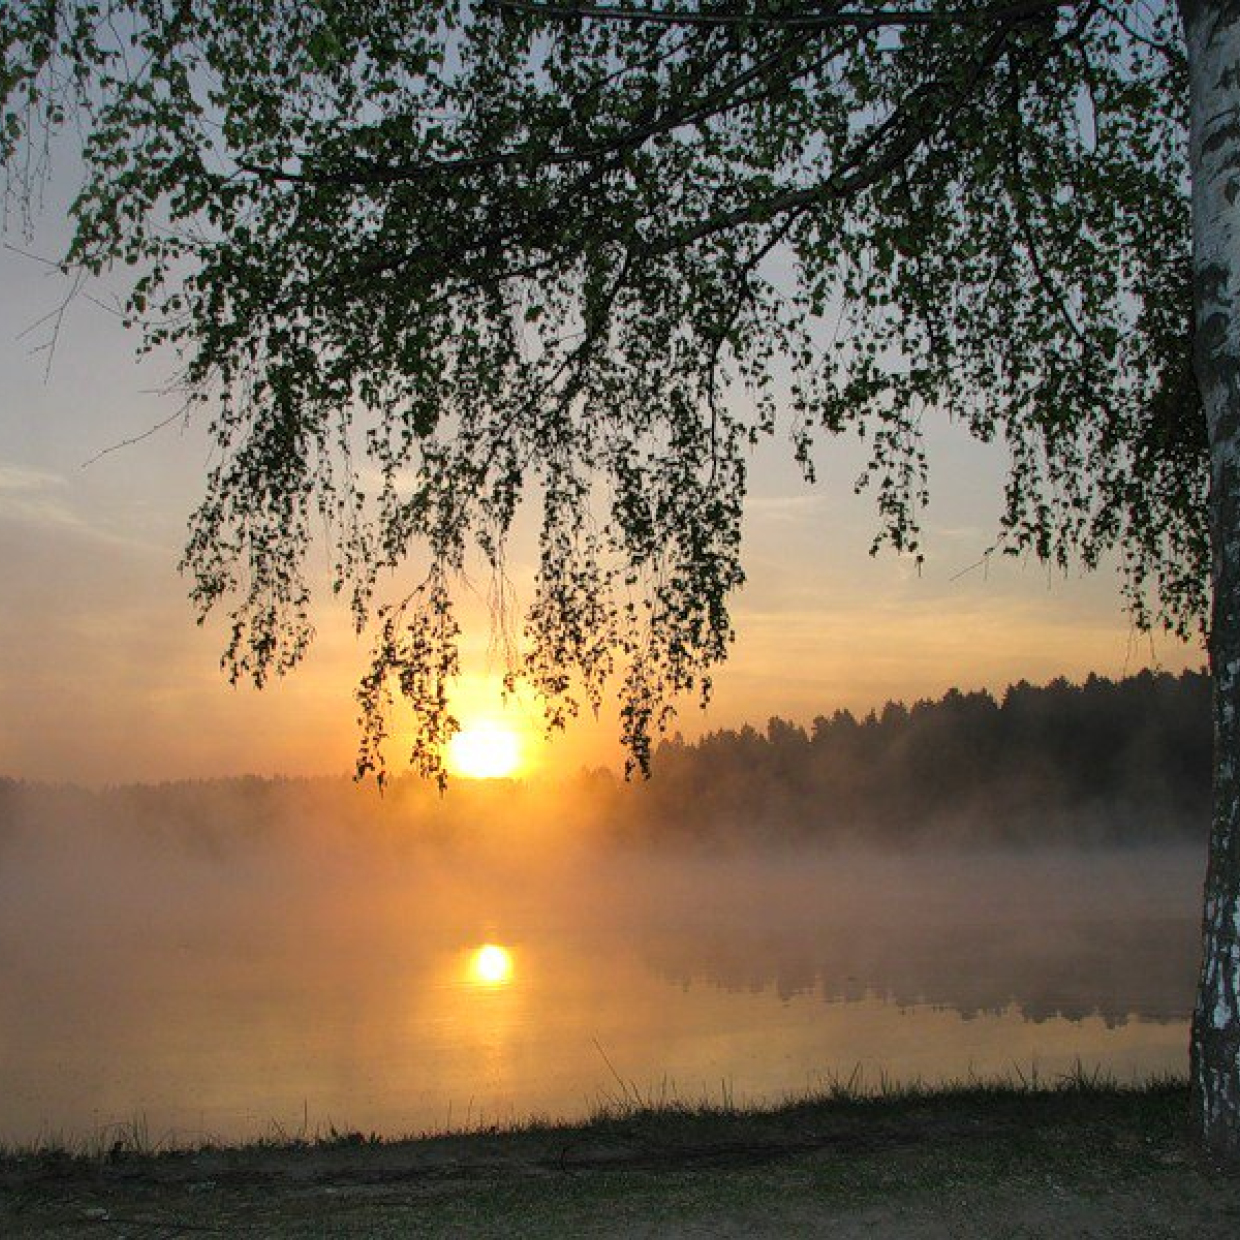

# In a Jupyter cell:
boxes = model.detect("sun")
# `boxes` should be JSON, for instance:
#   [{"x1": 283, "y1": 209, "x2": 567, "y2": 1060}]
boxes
[
  {"x1": 469, "y1": 943, "x2": 514, "y2": 986},
  {"x1": 447, "y1": 721, "x2": 522, "y2": 779}
]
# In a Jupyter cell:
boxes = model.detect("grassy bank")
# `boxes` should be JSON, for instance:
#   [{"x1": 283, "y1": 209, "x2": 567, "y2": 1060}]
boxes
[{"x1": 3, "y1": 1074, "x2": 1238, "y2": 1237}]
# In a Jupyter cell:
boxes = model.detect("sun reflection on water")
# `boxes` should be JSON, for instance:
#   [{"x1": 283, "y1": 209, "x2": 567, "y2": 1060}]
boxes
[{"x1": 469, "y1": 943, "x2": 514, "y2": 987}]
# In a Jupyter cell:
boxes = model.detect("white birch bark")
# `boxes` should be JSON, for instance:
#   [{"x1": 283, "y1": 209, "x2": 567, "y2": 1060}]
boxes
[{"x1": 1180, "y1": 0, "x2": 1240, "y2": 1157}]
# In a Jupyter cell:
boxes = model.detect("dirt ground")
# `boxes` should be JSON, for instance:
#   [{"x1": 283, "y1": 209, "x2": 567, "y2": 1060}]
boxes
[{"x1": 3, "y1": 1086, "x2": 1238, "y2": 1237}]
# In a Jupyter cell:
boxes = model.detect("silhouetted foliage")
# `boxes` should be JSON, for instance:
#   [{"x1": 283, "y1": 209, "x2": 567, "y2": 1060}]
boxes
[
  {"x1": 605, "y1": 669, "x2": 1211, "y2": 846},
  {"x1": 0, "y1": 1, "x2": 1201, "y2": 782}
]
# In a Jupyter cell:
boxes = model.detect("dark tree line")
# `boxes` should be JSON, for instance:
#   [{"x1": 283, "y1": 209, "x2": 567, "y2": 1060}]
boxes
[
  {"x1": 0, "y1": 669, "x2": 1211, "y2": 852},
  {"x1": 603, "y1": 669, "x2": 1212, "y2": 847}
]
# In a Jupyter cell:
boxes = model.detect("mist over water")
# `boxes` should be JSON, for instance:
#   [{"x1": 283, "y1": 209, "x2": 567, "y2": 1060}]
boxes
[{"x1": 0, "y1": 779, "x2": 1202, "y2": 1147}]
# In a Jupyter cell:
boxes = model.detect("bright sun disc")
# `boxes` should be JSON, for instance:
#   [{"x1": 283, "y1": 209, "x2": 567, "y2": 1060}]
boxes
[
  {"x1": 447, "y1": 723, "x2": 521, "y2": 779},
  {"x1": 469, "y1": 944, "x2": 513, "y2": 986}
]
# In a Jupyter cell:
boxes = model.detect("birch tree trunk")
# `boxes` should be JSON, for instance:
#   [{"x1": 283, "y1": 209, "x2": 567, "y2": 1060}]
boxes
[{"x1": 1182, "y1": 0, "x2": 1240, "y2": 1158}]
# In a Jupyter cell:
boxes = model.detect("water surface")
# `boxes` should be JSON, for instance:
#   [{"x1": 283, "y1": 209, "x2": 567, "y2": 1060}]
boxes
[{"x1": 0, "y1": 816, "x2": 1202, "y2": 1146}]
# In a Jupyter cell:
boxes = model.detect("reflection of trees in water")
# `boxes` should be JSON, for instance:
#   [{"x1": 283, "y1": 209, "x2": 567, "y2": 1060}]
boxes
[{"x1": 642, "y1": 916, "x2": 1197, "y2": 1027}]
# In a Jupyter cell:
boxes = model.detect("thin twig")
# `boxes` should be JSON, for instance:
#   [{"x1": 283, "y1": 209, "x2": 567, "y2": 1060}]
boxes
[{"x1": 81, "y1": 408, "x2": 188, "y2": 469}]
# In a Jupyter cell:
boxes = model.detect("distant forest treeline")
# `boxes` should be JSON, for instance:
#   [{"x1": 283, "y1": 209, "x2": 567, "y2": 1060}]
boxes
[
  {"x1": 0, "y1": 670, "x2": 1212, "y2": 850},
  {"x1": 606, "y1": 669, "x2": 1212, "y2": 846}
]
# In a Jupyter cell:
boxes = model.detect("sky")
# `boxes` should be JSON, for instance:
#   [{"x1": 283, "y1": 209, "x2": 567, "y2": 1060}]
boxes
[{"x1": 0, "y1": 214, "x2": 1202, "y2": 786}]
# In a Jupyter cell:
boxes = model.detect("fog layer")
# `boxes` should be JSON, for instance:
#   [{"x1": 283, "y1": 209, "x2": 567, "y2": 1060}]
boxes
[{"x1": 0, "y1": 775, "x2": 1201, "y2": 1146}]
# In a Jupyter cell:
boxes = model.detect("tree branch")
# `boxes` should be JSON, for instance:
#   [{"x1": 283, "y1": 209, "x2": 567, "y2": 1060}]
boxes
[
  {"x1": 240, "y1": 31, "x2": 838, "y2": 189},
  {"x1": 644, "y1": 18, "x2": 1017, "y2": 255},
  {"x1": 488, "y1": 0, "x2": 1072, "y2": 31}
]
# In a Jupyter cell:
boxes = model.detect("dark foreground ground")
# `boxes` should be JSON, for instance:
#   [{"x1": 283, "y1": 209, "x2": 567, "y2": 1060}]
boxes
[{"x1": 2, "y1": 1083, "x2": 1238, "y2": 1237}]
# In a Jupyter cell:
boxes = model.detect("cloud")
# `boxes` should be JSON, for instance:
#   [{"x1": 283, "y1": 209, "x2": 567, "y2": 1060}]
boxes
[
  {"x1": 0, "y1": 457, "x2": 172, "y2": 559},
  {"x1": 0, "y1": 463, "x2": 67, "y2": 492},
  {"x1": 0, "y1": 462, "x2": 81, "y2": 530},
  {"x1": 745, "y1": 493, "x2": 830, "y2": 524}
]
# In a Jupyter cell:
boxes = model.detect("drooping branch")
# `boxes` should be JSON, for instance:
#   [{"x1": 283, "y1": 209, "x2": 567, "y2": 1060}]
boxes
[{"x1": 0, "y1": 0, "x2": 1198, "y2": 781}]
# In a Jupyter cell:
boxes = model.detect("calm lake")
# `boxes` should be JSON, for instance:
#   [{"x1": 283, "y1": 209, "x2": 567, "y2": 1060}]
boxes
[{"x1": 0, "y1": 812, "x2": 1202, "y2": 1147}]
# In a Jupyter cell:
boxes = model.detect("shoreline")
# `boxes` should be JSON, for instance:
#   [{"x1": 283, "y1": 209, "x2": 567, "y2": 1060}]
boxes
[{"x1": 5, "y1": 1076, "x2": 1238, "y2": 1237}]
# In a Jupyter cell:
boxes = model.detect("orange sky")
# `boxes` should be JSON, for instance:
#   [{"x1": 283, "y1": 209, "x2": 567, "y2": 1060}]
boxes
[{"x1": 0, "y1": 233, "x2": 1202, "y2": 786}]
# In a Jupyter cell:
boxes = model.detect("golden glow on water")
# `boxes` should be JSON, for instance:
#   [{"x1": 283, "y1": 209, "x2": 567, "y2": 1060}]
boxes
[
  {"x1": 0, "y1": 846, "x2": 1200, "y2": 1146},
  {"x1": 469, "y1": 943, "x2": 514, "y2": 986},
  {"x1": 447, "y1": 723, "x2": 522, "y2": 779}
]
